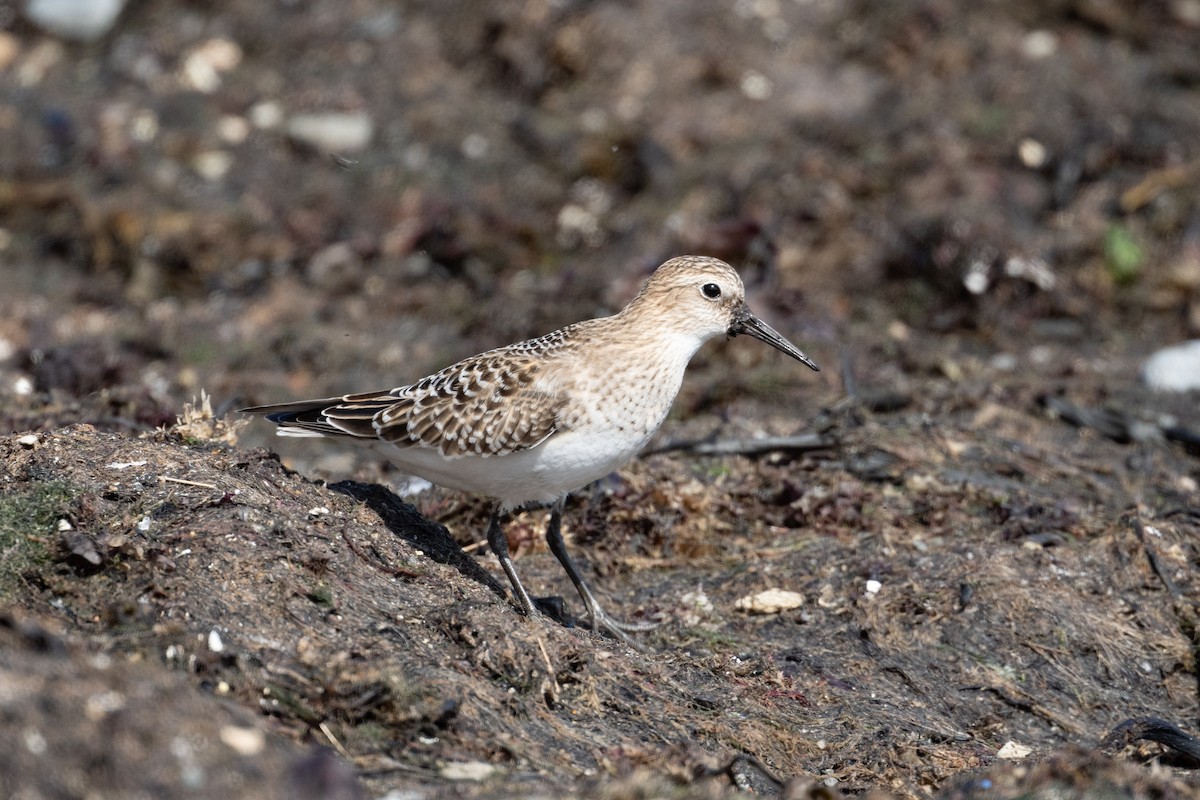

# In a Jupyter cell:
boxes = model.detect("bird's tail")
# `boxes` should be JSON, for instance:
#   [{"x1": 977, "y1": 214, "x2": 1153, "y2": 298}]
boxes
[{"x1": 240, "y1": 392, "x2": 395, "y2": 439}]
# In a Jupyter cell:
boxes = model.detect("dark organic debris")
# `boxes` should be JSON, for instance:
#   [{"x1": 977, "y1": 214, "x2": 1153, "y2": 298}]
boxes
[
  {"x1": 1100, "y1": 716, "x2": 1200, "y2": 767},
  {"x1": 1040, "y1": 395, "x2": 1200, "y2": 454}
]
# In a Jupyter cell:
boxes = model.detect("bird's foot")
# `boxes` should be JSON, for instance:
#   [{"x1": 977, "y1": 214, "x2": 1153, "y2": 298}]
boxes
[{"x1": 583, "y1": 601, "x2": 660, "y2": 650}]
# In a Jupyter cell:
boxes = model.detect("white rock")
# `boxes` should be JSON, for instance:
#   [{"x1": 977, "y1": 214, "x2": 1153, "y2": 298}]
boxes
[
  {"x1": 181, "y1": 38, "x2": 242, "y2": 93},
  {"x1": 996, "y1": 741, "x2": 1032, "y2": 759},
  {"x1": 1143, "y1": 340, "x2": 1200, "y2": 391},
  {"x1": 439, "y1": 761, "x2": 497, "y2": 781},
  {"x1": 24, "y1": 0, "x2": 125, "y2": 41},
  {"x1": 18, "y1": 434, "x2": 39, "y2": 448},
  {"x1": 734, "y1": 588, "x2": 805, "y2": 615},
  {"x1": 192, "y1": 150, "x2": 233, "y2": 181},
  {"x1": 249, "y1": 101, "x2": 284, "y2": 130},
  {"x1": 286, "y1": 112, "x2": 374, "y2": 153},
  {"x1": 219, "y1": 725, "x2": 264, "y2": 756}
]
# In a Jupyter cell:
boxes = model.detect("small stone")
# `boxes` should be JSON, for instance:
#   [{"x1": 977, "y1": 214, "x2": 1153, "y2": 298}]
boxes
[
  {"x1": 23, "y1": 0, "x2": 126, "y2": 42},
  {"x1": 997, "y1": 741, "x2": 1032, "y2": 759},
  {"x1": 18, "y1": 434, "x2": 39, "y2": 448},
  {"x1": 439, "y1": 761, "x2": 497, "y2": 781},
  {"x1": 461, "y1": 133, "x2": 488, "y2": 159},
  {"x1": 192, "y1": 150, "x2": 233, "y2": 181},
  {"x1": 739, "y1": 70, "x2": 773, "y2": 100},
  {"x1": 308, "y1": 506, "x2": 330, "y2": 517},
  {"x1": 1021, "y1": 30, "x2": 1058, "y2": 59},
  {"x1": 219, "y1": 725, "x2": 265, "y2": 756},
  {"x1": 865, "y1": 579, "x2": 882, "y2": 595},
  {"x1": 1143, "y1": 340, "x2": 1200, "y2": 391},
  {"x1": 181, "y1": 38, "x2": 242, "y2": 93},
  {"x1": 1017, "y1": 138, "x2": 1047, "y2": 169},
  {"x1": 84, "y1": 690, "x2": 125, "y2": 720},
  {"x1": 207, "y1": 629, "x2": 224, "y2": 653},
  {"x1": 286, "y1": 112, "x2": 373, "y2": 153},
  {"x1": 735, "y1": 588, "x2": 805, "y2": 615},
  {"x1": 107, "y1": 460, "x2": 148, "y2": 469},
  {"x1": 217, "y1": 115, "x2": 250, "y2": 144},
  {"x1": 249, "y1": 101, "x2": 284, "y2": 130}
]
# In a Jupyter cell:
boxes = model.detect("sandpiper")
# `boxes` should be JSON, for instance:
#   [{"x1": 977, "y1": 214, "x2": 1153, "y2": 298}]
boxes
[{"x1": 242, "y1": 255, "x2": 818, "y2": 645}]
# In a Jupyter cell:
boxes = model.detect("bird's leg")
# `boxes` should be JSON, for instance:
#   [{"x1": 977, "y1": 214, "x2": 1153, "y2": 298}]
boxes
[
  {"x1": 543, "y1": 497, "x2": 658, "y2": 647},
  {"x1": 485, "y1": 506, "x2": 537, "y2": 616}
]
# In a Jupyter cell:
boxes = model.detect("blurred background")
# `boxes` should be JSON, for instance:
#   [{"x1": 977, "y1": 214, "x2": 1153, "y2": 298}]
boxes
[{"x1": 2, "y1": 0, "x2": 1198, "y2": 462}]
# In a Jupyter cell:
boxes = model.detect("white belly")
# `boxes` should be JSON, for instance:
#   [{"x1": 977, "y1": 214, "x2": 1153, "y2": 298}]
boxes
[{"x1": 377, "y1": 423, "x2": 651, "y2": 509}]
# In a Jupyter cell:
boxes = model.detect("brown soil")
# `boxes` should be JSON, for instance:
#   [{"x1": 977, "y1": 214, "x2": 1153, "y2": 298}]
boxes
[{"x1": 2, "y1": 1, "x2": 1199, "y2": 798}]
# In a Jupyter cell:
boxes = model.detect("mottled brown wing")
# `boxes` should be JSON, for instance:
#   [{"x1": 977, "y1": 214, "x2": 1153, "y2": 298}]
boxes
[
  {"x1": 244, "y1": 323, "x2": 580, "y2": 453},
  {"x1": 363, "y1": 350, "x2": 567, "y2": 457}
]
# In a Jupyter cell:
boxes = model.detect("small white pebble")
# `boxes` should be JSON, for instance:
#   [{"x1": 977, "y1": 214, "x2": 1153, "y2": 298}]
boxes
[
  {"x1": 14, "y1": 375, "x2": 34, "y2": 396},
  {"x1": 997, "y1": 741, "x2": 1032, "y2": 759},
  {"x1": 308, "y1": 506, "x2": 330, "y2": 517},
  {"x1": 192, "y1": 150, "x2": 233, "y2": 181},
  {"x1": 18, "y1": 433, "x2": 39, "y2": 447},
  {"x1": 249, "y1": 100, "x2": 284, "y2": 129},
  {"x1": 439, "y1": 761, "x2": 496, "y2": 781},
  {"x1": 56, "y1": 518, "x2": 72, "y2": 532},
  {"x1": 130, "y1": 109, "x2": 158, "y2": 143},
  {"x1": 23, "y1": 728, "x2": 47, "y2": 755},
  {"x1": 461, "y1": 133, "x2": 488, "y2": 159},
  {"x1": 1143, "y1": 340, "x2": 1200, "y2": 392},
  {"x1": 990, "y1": 353, "x2": 1017, "y2": 371},
  {"x1": 735, "y1": 588, "x2": 805, "y2": 615},
  {"x1": 217, "y1": 114, "x2": 250, "y2": 144},
  {"x1": 219, "y1": 725, "x2": 264, "y2": 756},
  {"x1": 963, "y1": 261, "x2": 990, "y2": 295},
  {"x1": 136, "y1": 516, "x2": 151, "y2": 532},
  {"x1": 1022, "y1": 30, "x2": 1058, "y2": 59},
  {"x1": 23, "y1": 0, "x2": 126, "y2": 42},
  {"x1": 865, "y1": 579, "x2": 882, "y2": 595},
  {"x1": 287, "y1": 112, "x2": 373, "y2": 152},
  {"x1": 739, "y1": 70, "x2": 773, "y2": 100},
  {"x1": 1017, "y1": 137, "x2": 1047, "y2": 169},
  {"x1": 181, "y1": 38, "x2": 242, "y2": 93},
  {"x1": 207, "y1": 629, "x2": 224, "y2": 653},
  {"x1": 84, "y1": 690, "x2": 125, "y2": 720}
]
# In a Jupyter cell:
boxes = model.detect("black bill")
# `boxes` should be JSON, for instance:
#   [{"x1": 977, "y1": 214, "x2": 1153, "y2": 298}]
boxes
[{"x1": 729, "y1": 306, "x2": 819, "y2": 372}]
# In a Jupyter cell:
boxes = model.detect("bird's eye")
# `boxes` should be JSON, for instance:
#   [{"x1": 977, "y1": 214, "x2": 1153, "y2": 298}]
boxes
[{"x1": 701, "y1": 283, "x2": 721, "y2": 299}]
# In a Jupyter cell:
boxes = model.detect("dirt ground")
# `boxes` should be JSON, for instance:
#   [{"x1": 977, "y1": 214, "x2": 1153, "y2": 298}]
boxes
[{"x1": 2, "y1": 1, "x2": 1200, "y2": 797}]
